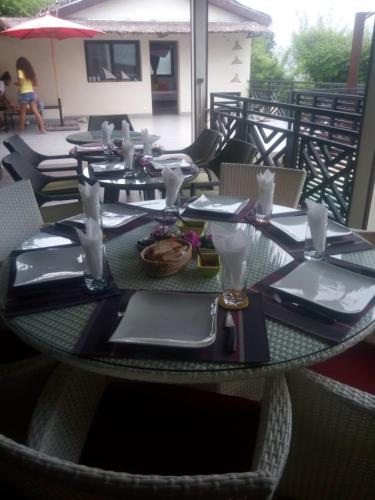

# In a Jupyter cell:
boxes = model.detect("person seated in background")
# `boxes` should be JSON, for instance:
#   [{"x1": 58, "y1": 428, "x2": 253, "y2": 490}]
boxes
[{"x1": 0, "y1": 71, "x2": 17, "y2": 130}]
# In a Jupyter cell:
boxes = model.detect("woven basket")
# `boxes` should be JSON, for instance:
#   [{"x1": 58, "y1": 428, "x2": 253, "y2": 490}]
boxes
[{"x1": 141, "y1": 239, "x2": 192, "y2": 277}]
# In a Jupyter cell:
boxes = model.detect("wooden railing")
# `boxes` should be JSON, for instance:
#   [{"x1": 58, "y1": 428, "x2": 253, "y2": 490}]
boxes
[{"x1": 210, "y1": 92, "x2": 362, "y2": 224}]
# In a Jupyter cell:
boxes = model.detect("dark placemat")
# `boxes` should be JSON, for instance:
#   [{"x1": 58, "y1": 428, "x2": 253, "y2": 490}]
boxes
[
  {"x1": 183, "y1": 200, "x2": 255, "y2": 223},
  {"x1": 5, "y1": 247, "x2": 120, "y2": 317},
  {"x1": 74, "y1": 290, "x2": 270, "y2": 365},
  {"x1": 251, "y1": 221, "x2": 372, "y2": 258},
  {"x1": 252, "y1": 260, "x2": 373, "y2": 344}
]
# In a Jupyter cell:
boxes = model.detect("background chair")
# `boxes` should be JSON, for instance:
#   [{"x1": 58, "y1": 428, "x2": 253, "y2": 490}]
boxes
[
  {"x1": 9, "y1": 365, "x2": 291, "y2": 500},
  {"x1": 88, "y1": 114, "x2": 134, "y2": 131},
  {"x1": 3, "y1": 135, "x2": 79, "y2": 174},
  {"x1": 186, "y1": 138, "x2": 258, "y2": 197},
  {"x1": 2, "y1": 153, "x2": 82, "y2": 223},
  {"x1": 279, "y1": 349, "x2": 375, "y2": 500},
  {"x1": 220, "y1": 164, "x2": 307, "y2": 208},
  {"x1": 163, "y1": 128, "x2": 221, "y2": 165}
]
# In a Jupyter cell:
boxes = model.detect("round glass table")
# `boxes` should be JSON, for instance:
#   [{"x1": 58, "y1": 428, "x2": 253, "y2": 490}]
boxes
[
  {"x1": 66, "y1": 130, "x2": 142, "y2": 145},
  {"x1": 2, "y1": 221, "x2": 375, "y2": 384}
]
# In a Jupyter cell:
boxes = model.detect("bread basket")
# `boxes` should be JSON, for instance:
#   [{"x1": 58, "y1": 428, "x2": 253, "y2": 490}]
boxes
[{"x1": 141, "y1": 238, "x2": 192, "y2": 277}]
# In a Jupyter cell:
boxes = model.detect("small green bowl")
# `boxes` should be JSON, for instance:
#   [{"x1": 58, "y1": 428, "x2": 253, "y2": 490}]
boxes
[
  {"x1": 197, "y1": 252, "x2": 221, "y2": 278},
  {"x1": 177, "y1": 220, "x2": 207, "y2": 237}
]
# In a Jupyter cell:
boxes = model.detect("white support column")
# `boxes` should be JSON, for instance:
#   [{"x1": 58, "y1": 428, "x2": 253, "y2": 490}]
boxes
[
  {"x1": 348, "y1": 23, "x2": 375, "y2": 228},
  {"x1": 190, "y1": 0, "x2": 208, "y2": 140}
]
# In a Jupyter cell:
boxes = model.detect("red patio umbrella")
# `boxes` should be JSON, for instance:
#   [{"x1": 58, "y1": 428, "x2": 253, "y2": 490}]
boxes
[{"x1": 0, "y1": 14, "x2": 104, "y2": 117}]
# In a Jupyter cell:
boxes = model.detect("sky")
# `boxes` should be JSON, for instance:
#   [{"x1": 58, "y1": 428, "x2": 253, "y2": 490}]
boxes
[{"x1": 241, "y1": 0, "x2": 375, "y2": 49}]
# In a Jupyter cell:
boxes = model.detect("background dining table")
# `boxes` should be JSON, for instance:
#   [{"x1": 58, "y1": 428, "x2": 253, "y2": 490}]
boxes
[{"x1": 2, "y1": 214, "x2": 375, "y2": 385}]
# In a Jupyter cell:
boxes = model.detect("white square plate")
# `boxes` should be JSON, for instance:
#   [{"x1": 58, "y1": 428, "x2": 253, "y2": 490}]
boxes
[
  {"x1": 127, "y1": 199, "x2": 166, "y2": 211},
  {"x1": 59, "y1": 204, "x2": 146, "y2": 229},
  {"x1": 271, "y1": 260, "x2": 375, "y2": 315},
  {"x1": 13, "y1": 246, "x2": 84, "y2": 287},
  {"x1": 110, "y1": 291, "x2": 218, "y2": 348},
  {"x1": 188, "y1": 195, "x2": 250, "y2": 215},
  {"x1": 20, "y1": 231, "x2": 75, "y2": 250},
  {"x1": 270, "y1": 215, "x2": 352, "y2": 242},
  {"x1": 91, "y1": 162, "x2": 125, "y2": 174}
]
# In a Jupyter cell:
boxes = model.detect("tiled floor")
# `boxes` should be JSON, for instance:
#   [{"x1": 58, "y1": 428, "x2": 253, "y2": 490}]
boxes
[{"x1": 0, "y1": 113, "x2": 192, "y2": 188}]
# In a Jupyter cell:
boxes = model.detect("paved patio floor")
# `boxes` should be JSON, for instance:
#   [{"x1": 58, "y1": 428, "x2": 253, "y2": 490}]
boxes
[{"x1": 0, "y1": 113, "x2": 192, "y2": 188}]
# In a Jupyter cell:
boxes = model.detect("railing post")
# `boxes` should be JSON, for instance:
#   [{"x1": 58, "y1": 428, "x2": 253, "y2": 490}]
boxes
[
  {"x1": 286, "y1": 107, "x2": 301, "y2": 168},
  {"x1": 239, "y1": 99, "x2": 248, "y2": 141},
  {"x1": 209, "y1": 92, "x2": 215, "y2": 130}
]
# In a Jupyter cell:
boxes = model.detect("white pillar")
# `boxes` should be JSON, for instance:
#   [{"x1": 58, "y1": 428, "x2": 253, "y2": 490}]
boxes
[
  {"x1": 190, "y1": 0, "x2": 208, "y2": 140},
  {"x1": 348, "y1": 23, "x2": 375, "y2": 228}
]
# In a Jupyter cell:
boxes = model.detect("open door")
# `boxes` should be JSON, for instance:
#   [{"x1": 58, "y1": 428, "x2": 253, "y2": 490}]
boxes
[{"x1": 150, "y1": 41, "x2": 178, "y2": 114}]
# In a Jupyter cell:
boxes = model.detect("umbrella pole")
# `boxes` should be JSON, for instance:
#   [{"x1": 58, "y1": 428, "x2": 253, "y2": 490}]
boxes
[{"x1": 50, "y1": 39, "x2": 64, "y2": 125}]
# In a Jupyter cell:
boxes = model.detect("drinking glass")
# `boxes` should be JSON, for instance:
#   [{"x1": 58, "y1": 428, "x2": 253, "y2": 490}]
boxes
[
  {"x1": 304, "y1": 223, "x2": 327, "y2": 260},
  {"x1": 82, "y1": 243, "x2": 110, "y2": 293},
  {"x1": 219, "y1": 255, "x2": 248, "y2": 309},
  {"x1": 255, "y1": 200, "x2": 272, "y2": 224}
]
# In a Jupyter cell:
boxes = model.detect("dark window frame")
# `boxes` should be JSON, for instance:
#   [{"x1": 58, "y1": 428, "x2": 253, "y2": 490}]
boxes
[{"x1": 84, "y1": 40, "x2": 142, "y2": 82}]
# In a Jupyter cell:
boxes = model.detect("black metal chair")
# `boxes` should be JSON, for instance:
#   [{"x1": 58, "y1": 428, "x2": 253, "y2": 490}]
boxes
[
  {"x1": 163, "y1": 128, "x2": 222, "y2": 165},
  {"x1": 88, "y1": 114, "x2": 134, "y2": 131},
  {"x1": 2, "y1": 153, "x2": 82, "y2": 223},
  {"x1": 185, "y1": 138, "x2": 258, "y2": 196},
  {"x1": 3, "y1": 135, "x2": 79, "y2": 174}
]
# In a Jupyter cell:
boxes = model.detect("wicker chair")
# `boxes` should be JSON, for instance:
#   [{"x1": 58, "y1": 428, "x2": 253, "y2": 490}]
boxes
[
  {"x1": 88, "y1": 114, "x2": 134, "y2": 131},
  {"x1": 0, "y1": 366, "x2": 292, "y2": 500},
  {"x1": 163, "y1": 128, "x2": 221, "y2": 165},
  {"x1": 0, "y1": 181, "x2": 56, "y2": 444},
  {"x1": 3, "y1": 135, "x2": 79, "y2": 174},
  {"x1": 2, "y1": 153, "x2": 83, "y2": 223},
  {"x1": 220, "y1": 164, "x2": 307, "y2": 208},
  {"x1": 185, "y1": 139, "x2": 258, "y2": 197},
  {"x1": 279, "y1": 352, "x2": 375, "y2": 500}
]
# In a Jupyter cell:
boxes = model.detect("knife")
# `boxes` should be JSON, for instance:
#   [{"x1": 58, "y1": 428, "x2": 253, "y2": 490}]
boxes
[{"x1": 225, "y1": 311, "x2": 238, "y2": 353}]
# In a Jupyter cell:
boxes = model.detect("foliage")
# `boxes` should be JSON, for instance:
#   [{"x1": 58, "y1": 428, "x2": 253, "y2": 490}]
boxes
[
  {"x1": 251, "y1": 33, "x2": 286, "y2": 81},
  {"x1": 0, "y1": 0, "x2": 50, "y2": 17},
  {"x1": 288, "y1": 16, "x2": 371, "y2": 83}
]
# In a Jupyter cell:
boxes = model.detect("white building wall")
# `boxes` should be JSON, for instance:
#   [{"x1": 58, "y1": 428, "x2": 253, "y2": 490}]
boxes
[{"x1": 72, "y1": 0, "x2": 244, "y2": 22}]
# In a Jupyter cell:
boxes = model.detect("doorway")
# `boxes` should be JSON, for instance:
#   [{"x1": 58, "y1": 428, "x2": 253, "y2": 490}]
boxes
[{"x1": 150, "y1": 41, "x2": 178, "y2": 114}]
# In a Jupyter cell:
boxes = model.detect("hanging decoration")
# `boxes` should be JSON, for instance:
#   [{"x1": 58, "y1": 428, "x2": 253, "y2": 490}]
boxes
[
  {"x1": 231, "y1": 56, "x2": 243, "y2": 65},
  {"x1": 232, "y1": 41, "x2": 243, "y2": 50},
  {"x1": 230, "y1": 73, "x2": 241, "y2": 83}
]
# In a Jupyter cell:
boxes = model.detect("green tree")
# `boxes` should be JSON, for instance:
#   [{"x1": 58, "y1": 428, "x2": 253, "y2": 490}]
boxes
[
  {"x1": 289, "y1": 17, "x2": 371, "y2": 83},
  {"x1": 0, "y1": 0, "x2": 50, "y2": 16},
  {"x1": 251, "y1": 33, "x2": 286, "y2": 81}
]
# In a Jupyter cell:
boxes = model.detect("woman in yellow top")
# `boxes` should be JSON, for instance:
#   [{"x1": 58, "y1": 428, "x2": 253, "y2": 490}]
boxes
[{"x1": 15, "y1": 57, "x2": 46, "y2": 134}]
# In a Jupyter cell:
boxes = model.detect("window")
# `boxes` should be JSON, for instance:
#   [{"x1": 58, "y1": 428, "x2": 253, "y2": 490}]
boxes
[{"x1": 85, "y1": 41, "x2": 141, "y2": 82}]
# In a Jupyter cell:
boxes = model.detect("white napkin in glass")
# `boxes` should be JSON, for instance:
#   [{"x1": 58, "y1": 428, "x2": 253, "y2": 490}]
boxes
[
  {"x1": 161, "y1": 166, "x2": 184, "y2": 207},
  {"x1": 101, "y1": 120, "x2": 114, "y2": 147},
  {"x1": 211, "y1": 223, "x2": 249, "y2": 290},
  {"x1": 75, "y1": 218, "x2": 104, "y2": 280},
  {"x1": 306, "y1": 199, "x2": 328, "y2": 253},
  {"x1": 121, "y1": 119, "x2": 130, "y2": 141},
  {"x1": 141, "y1": 128, "x2": 161, "y2": 155},
  {"x1": 257, "y1": 169, "x2": 275, "y2": 217},
  {"x1": 79, "y1": 182, "x2": 101, "y2": 222},
  {"x1": 122, "y1": 139, "x2": 135, "y2": 170}
]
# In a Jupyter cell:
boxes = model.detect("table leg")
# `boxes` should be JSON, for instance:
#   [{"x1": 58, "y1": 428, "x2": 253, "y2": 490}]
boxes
[{"x1": 103, "y1": 186, "x2": 120, "y2": 203}]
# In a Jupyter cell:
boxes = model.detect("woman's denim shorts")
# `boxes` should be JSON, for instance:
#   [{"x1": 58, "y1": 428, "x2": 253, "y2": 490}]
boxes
[{"x1": 19, "y1": 92, "x2": 36, "y2": 104}]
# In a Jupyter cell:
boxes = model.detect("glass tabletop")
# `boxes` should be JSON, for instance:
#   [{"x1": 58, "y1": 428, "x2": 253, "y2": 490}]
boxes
[
  {"x1": 3, "y1": 220, "x2": 375, "y2": 383},
  {"x1": 66, "y1": 130, "x2": 142, "y2": 145}
]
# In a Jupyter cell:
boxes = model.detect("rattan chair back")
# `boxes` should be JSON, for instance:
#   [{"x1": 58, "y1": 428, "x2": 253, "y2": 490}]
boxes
[
  {"x1": 183, "y1": 128, "x2": 221, "y2": 164},
  {"x1": 3, "y1": 135, "x2": 43, "y2": 167},
  {"x1": 220, "y1": 164, "x2": 307, "y2": 208}
]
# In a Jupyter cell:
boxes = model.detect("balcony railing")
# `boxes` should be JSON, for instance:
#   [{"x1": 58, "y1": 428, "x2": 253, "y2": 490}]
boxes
[{"x1": 210, "y1": 92, "x2": 363, "y2": 225}]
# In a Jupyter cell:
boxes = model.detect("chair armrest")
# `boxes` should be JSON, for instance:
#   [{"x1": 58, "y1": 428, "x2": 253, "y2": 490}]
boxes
[
  {"x1": 37, "y1": 165, "x2": 80, "y2": 173},
  {"x1": 44, "y1": 174, "x2": 81, "y2": 182},
  {"x1": 40, "y1": 153, "x2": 72, "y2": 161},
  {"x1": 162, "y1": 148, "x2": 186, "y2": 155}
]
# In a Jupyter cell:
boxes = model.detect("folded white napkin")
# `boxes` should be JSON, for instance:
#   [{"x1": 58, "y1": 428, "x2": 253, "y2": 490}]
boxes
[
  {"x1": 257, "y1": 169, "x2": 275, "y2": 217},
  {"x1": 161, "y1": 166, "x2": 184, "y2": 208},
  {"x1": 122, "y1": 139, "x2": 135, "y2": 170},
  {"x1": 211, "y1": 223, "x2": 249, "y2": 290},
  {"x1": 121, "y1": 119, "x2": 130, "y2": 141},
  {"x1": 79, "y1": 182, "x2": 101, "y2": 222},
  {"x1": 75, "y1": 218, "x2": 104, "y2": 280},
  {"x1": 101, "y1": 120, "x2": 114, "y2": 147},
  {"x1": 306, "y1": 199, "x2": 328, "y2": 253},
  {"x1": 141, "y1": 128, "x2": 160, "y2": 155}
]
